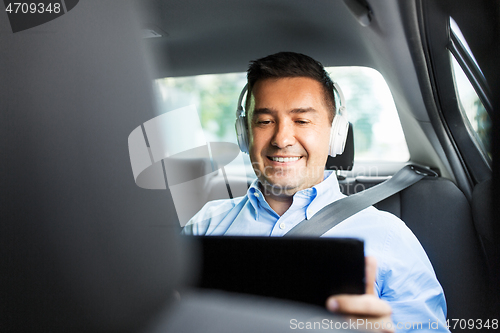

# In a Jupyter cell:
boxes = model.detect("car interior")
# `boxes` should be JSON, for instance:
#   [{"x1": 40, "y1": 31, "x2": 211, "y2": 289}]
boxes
[{"x1": 1, "y1": 0, "x2": 499, "y2": 332}]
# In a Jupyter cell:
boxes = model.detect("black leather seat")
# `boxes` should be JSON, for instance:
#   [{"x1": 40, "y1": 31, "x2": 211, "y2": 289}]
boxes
[
  {"x1": 336, "y1": 174, "x2": 492, "y2": 323},
  {"x1": 375, "y1": 178, "x2": 491, "y2": 321},
  {"x1": 331, "y1": 124, "x2": 491, "y2": 323}
]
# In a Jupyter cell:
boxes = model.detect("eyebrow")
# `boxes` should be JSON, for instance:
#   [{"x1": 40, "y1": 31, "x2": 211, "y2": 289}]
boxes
[{"x1": 252, "y1": 107, "x2": 318, "y2": 117}]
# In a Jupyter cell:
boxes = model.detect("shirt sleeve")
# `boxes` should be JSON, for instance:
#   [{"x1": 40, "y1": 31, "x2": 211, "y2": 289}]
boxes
[
  {"x1": 182, "y1": 196, "x2": 246, "y2": 236},
  {"x1": 375, "y1": 214, "x2": 449, "y2": 333}
]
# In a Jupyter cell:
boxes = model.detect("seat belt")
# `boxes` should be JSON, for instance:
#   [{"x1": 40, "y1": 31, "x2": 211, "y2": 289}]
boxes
[{"x1": 284, "y1": 164, "x2": 438, "y2": 237}]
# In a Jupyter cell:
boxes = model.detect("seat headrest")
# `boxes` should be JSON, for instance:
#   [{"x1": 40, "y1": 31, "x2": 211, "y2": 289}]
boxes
[{"x1": 0, "y1": 2, "x2": 191, "y2": 331}]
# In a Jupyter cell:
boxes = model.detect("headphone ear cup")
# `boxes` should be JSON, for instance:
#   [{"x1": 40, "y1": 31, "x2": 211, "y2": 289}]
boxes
[
  {"x1": 329, "y1": 113, "x2": 349, "y2": 157},
  {"x1": 235, "y1": 116, "x2": 249, "y2": 154}
]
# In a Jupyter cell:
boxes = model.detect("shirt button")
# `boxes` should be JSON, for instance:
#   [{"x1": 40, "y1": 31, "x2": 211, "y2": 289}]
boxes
[
  {"x1": 254, "y1": 192, "x2": 260, "y2": 198},
  {"x1": 279, "y1": 222, "x2": 286, "y2": 229}
]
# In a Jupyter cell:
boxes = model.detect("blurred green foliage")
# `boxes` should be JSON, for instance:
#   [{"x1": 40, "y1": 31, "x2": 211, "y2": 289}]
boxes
[
  {"x1": 157, "y1": 67, "x2": 409, "y2": 162},
  {"x1": 158, "y1": 73, "x2": 246, "y2": 142}
]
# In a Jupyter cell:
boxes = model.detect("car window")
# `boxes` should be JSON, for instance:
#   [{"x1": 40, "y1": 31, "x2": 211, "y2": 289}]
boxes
[
  {"x1": 155, "y1": 67, "x2": 409, "y2": 176},
  {"x1": 326, "y1": 67, "x2": 408, "y2": 162},
  {"x1": 450, "y1": 56, "x2": 491, "y2": 159},
  {"x1": 449, "y1": 18, "x2": 492, "y2": 160}
]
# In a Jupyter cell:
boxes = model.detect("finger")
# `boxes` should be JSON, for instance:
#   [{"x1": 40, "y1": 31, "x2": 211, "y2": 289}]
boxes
[
  {"x1": 326, "y1": 294, "x2": 392, "y2": 317},
  {"x1": 365, "y1": 256, "x2": 377, "y2": 295}
]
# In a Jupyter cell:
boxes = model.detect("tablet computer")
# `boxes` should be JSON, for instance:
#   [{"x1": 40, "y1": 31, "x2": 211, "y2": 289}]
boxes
[{"x1": 194, "y1": 236, "x2": 365, "y2": 307}]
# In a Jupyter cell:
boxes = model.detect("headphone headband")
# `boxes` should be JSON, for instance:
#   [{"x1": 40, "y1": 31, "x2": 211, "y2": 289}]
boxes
[
  {"x1": 332, "y1": 81, "x2": 346, "y2": 114},
  {"x1": 236, "y1": 83, "x2": 248, "y2": 118}
]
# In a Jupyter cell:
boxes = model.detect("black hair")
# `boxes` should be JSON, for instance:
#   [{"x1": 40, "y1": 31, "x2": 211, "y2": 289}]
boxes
[{"x1": 246, "y1": 52, "x2": 335, "y2": 122}]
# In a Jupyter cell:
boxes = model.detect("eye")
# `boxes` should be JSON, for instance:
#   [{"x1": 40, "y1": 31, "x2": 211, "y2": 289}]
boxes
[
  {"x1": 295, "y1": 119, "x2": 310, "y2": 125},
  {"x1": 256, "y1": 119, "x2": 273, "y2": 126}
]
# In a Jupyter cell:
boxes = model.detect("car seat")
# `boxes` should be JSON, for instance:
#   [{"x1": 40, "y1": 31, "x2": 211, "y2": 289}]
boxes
[
  {"x1": 332, "y1": 125, "x2": 492, "y2": 322},
  {"x1": 0, "y1": 1, "x2": 349, "y2": 332}
]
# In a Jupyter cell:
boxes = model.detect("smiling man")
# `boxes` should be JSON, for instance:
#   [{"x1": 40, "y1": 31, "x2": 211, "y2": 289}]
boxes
[
  {"x1": 248, "y1": 76, "x2": 332, "y2": 216},
  {"x1": 183, "y1": 52, "x2": 449, "y2": 333}
]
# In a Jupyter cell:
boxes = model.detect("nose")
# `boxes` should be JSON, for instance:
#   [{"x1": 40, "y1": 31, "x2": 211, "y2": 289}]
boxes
[{"x1": 271, "y1": 119, "x2": 296, "y2": 149}]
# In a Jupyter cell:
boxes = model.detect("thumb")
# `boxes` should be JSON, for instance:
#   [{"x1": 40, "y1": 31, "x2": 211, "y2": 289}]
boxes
[{"x1": 365, "y1": 256, "x2": 377, "y2": 295}]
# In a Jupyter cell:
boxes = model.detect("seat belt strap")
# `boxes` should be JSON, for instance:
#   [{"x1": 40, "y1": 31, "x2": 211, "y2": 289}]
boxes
[{"x1": 284, "y1": 165, "x2": 437, "y2": 237}]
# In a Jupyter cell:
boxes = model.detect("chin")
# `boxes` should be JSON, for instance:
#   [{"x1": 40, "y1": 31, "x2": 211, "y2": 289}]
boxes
[{"x1": 261, "y1": 177, "x2": 302, "y2": 195}]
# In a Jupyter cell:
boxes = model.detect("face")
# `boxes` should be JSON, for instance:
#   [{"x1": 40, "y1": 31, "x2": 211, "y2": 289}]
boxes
[{"x1": 247, "y1": 77, "x2": 332, "y2": 197}]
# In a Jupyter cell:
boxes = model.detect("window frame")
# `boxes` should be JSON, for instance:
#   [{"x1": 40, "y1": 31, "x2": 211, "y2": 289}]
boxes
[
  {"x1": 419, "y1": 2, "x2": 492, "y2": 190},
  {"x1": 448, "y1": 22, "x2": 493, "y2": 116}
]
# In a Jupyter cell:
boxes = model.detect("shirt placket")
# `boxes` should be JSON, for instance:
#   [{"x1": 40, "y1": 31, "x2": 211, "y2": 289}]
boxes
[{"x1": 269, "y1": 195, "x2": 310, "y2": 236}]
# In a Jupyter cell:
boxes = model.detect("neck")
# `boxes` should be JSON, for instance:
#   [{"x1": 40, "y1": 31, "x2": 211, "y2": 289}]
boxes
[
  {"x1": 257, "y1": 172, "x2": 326, "y2": 216},
  {"x1": 263, "y1": 193, "x2": 293, "y2": 216}
]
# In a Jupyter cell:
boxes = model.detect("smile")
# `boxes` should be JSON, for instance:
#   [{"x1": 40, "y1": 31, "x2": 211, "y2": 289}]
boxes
[{"x1": 268, "y1": 156, "x2": 301, "y2": 163}]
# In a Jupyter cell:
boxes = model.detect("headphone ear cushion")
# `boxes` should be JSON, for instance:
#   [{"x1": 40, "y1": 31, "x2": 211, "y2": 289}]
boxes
[
  {"x1": 235, "y1": 116, "x2": 249, "y2": 154},
  {"x1": 329, "y1": 113, "x2": 349, "y2": 157}
]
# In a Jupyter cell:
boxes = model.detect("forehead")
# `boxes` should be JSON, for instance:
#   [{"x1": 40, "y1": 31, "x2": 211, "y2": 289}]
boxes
[{"x1": 250, "y1": 77, "x2": 330, "y2": 117}]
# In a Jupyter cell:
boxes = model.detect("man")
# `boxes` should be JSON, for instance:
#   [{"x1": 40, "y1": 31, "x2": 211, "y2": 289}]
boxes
[{"x1": 183, "y1": 52, "x2": 448, "y2": 332}]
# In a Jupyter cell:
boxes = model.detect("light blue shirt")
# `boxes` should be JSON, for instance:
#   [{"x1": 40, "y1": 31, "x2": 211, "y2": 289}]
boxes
[{"x1": 183, "y1": 171, "x2": 449, "y2": 332}]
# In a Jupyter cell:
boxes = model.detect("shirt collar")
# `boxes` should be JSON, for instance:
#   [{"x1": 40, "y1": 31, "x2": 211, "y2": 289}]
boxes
[
  {"x1": 247, "y1": 180, "x2": 273, "y2": 221},
  {"x1": 246, "y1": 170, "x2": 343, "y2": 220},
  {"x1": 313, "y1": 170, "x2": 342, "y2": 199},
  {"x1": 305, "y1": 170, "x2": 344, "y2": 219}
]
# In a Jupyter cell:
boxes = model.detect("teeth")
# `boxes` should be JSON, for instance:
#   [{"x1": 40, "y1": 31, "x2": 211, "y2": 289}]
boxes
[{"x1": 272, "y1": 157, "x2": 300, "y2": 162}]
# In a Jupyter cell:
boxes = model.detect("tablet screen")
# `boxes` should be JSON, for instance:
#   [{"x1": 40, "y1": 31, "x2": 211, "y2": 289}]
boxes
[{"x1": 194, "y1": 236, "x2": 365, "y2": 306}]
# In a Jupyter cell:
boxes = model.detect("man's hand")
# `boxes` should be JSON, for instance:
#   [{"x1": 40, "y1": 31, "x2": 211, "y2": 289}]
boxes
[{"x1": 326, "y1": 256, "x2": 394, "y2": 333}]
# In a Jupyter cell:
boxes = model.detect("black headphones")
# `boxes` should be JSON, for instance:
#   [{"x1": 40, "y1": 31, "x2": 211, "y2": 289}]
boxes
[{"x1": 235, "y1": 82, "x2": 349, "y2": 157}]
